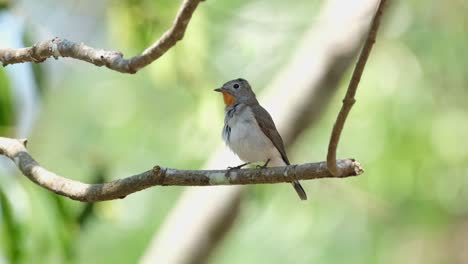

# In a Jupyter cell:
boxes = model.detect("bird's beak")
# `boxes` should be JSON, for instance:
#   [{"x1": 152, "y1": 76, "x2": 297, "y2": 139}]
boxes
[{"x1": 214, "y1": 87, "x2": 225, "y2": 92}]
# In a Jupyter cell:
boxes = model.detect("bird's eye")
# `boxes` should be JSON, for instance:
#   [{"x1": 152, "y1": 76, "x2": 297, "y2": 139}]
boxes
[{"x1": 233, "y1": 84, "x2": 240, "y2": 89}]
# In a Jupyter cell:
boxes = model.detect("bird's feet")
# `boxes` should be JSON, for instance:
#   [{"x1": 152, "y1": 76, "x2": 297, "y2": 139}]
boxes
[
  {"x1": 227, "y1": 162, "x2": 250, "y2": 171},
  {"x1": 256, "y1": 159, "x2": 271, "y2": 169}
]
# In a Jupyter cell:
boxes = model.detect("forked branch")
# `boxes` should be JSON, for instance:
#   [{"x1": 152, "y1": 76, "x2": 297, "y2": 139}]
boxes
[{"x1": 0, "y1": 0, "x2": 204, "y2": 73}]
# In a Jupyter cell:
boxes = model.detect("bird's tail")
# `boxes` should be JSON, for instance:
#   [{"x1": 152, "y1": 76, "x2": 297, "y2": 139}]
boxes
[{"x1": 291, "y1": 180, "x2": 307, "y2": 200}]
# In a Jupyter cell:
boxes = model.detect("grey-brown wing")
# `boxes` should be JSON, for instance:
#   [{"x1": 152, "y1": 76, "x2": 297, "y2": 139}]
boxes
[
  {"x1": 250, "y1": 104, "x2": 290, "y2": 165},
  {"x1": 251, "y1": 104, "x2": 308, "y2": 200}
]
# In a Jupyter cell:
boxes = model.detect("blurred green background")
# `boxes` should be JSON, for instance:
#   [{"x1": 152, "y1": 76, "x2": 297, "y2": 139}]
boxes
[{"x1": 1, "y1": 0, "x2": 468, "y2": 263}]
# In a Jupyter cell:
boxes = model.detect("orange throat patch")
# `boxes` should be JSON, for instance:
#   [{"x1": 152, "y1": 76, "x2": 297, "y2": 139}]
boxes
[{"x1": 222, "y1": 92, "x2": 236, "y2": 108}]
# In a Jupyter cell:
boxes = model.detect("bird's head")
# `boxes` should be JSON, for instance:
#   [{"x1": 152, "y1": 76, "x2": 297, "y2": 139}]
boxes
[{"x1": 214, "y1": 78, "x2": 257, "y2": 107}]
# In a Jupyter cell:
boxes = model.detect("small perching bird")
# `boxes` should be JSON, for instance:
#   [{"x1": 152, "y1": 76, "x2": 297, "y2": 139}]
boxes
[{"x1": 214, "y1": 78, "x2": 307, "y2": 200}]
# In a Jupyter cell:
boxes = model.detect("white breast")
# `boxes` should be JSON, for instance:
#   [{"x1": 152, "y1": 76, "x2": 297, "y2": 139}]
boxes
[{"x1": 223, "y1": 105, "x2": 285, "y2": 166}]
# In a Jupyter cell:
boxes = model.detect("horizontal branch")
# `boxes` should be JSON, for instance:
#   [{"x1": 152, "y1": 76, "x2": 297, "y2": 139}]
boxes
[
  {"x1": 0, "y1": 137, "x2": 364, "y2": 202},
  {"x1": 0, "y1": 0, "x2": 204, "y2": 73}
]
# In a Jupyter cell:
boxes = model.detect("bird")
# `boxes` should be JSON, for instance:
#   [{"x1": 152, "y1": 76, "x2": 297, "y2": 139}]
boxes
[{"x1": 214, "y1": 78, "x2": 307, "y2": 200}]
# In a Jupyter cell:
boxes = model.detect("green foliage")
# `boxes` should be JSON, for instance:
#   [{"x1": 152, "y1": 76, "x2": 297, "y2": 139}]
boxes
[
  {"x1": 0, "y1": 68, "x2": 14, "y2": 135},
  {"x1": 0, "y1": 188, "x2": 21, "y2": 263},
  {"x1": 0, "y1": 0, "x2": 10, "y2": 10}
]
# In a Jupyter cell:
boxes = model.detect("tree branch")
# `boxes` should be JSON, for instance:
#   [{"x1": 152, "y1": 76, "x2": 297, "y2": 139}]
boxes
[
  {"x1": 0, "y1": 0, "x2": 204, "y2": 73},
  {"x1": 326, "y1": 0, "x2": 387, "y2": 176},
  {"x1": 0, "y1": 137, "x2": 363, "y2": 202},
  {"x1": 141, "y1": 0, "x2": 379, "y2": 262}
]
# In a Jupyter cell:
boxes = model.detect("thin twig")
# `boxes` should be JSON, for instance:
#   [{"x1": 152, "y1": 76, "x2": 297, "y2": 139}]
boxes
[
  {"x1": 0, "y1": 0, "x2": 204, "y2": 74},
  {"x1": 326, "y1": 0, "x2": 387, "y2": 176},
  {"x1": 0, "y1": 137, "x2": 363, "y2": 202}
]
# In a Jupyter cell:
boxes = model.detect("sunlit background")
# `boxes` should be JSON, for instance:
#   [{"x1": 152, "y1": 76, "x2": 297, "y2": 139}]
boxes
[{"x1": 1, "y1": 0, "x2": 468, "y2": 263}]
